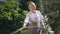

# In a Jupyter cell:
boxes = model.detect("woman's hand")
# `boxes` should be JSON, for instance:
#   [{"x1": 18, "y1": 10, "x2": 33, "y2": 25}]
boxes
[
  {"x1": 23, "y1": 22, "x2": 27, "y2": 28},
  {"x1": 42, "y1": 25, "x2": 46, "y2": 31}
]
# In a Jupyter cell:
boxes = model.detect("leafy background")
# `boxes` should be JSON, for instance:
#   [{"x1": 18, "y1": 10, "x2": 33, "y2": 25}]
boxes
[{"x1": 0, "y1": 0, "x2": 60, "y2": 34}]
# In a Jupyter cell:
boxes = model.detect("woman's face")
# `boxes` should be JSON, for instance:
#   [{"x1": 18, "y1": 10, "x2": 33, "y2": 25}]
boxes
[{"x1": 28, "y1": 4, "x2": 35, "y2": 11}]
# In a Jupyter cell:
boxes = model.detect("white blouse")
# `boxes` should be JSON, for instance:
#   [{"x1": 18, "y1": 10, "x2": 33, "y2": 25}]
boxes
[{"x1": 24, "y1": 10, "x2": 43, "y2": 23}]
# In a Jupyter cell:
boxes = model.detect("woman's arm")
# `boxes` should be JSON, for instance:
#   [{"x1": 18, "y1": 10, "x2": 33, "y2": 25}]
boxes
[
  {"x1": 40, "y1": 15, "x2": 45, "y2": 29},
  {"x1": 38, "y1": 11, "x2": 45, "y2": 29},
  {"x1": 23, "y1": 13, "x2": 29, "y2": 27}
]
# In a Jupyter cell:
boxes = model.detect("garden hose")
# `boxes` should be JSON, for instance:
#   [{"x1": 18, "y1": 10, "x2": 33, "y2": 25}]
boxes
[{"x1": 10, "y1": 26, "x2": 40, "y2": 34}]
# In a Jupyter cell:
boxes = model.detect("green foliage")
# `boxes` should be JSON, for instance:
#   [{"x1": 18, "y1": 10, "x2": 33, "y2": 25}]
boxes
[
  {"x1": 47, "y1": 10, "x2": 60, "y2": 34},
  {"x1": 41, "y1": 16, "x2": 54, "y2": 34},
  {"x1": 20, "y1": 29, "x2": 28, "y2": 34},
  {"x1": 0, "y1": 0, "x2": 28, "y2": 34},
  {"x1": 43, "y1": 1, "x2": 60, "y2": 34}
]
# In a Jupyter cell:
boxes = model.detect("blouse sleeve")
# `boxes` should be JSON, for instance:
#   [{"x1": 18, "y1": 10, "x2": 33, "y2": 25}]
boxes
[{"x1": 24, "y1": 13, "x2": 29, "y2": 23}]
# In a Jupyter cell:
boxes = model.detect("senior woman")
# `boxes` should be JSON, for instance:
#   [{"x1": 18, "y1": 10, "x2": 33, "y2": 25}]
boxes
[{"x1": 23, "y1": 2, "x2": 45, "y2": 34}]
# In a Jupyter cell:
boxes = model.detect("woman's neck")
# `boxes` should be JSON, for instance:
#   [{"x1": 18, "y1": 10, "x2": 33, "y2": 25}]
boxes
[{"x1": 31, "y1": 10, "x2": 36, "y2": 14}]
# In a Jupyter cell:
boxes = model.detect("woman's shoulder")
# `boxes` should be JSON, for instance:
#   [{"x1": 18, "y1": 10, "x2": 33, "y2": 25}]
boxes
[{"x1": 26, "y1": 11, "x2": 31, "y2": 15}]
